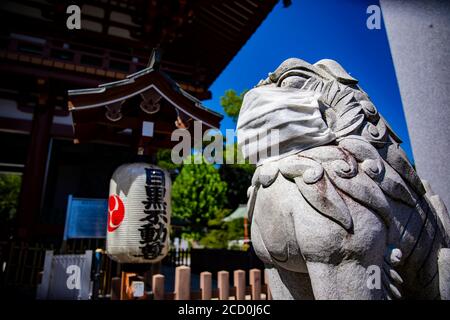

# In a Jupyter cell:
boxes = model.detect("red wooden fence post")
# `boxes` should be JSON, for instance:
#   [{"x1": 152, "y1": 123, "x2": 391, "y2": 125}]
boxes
[
  {"x1": 234, "y1": 269, "x2": 246, "y2": 300},
  {"x1": 218, "y1": 270, "x2": 229, "y2": 300},
  {"x1": 250, "y1": 269, "x2": 261, "y2": 300},
  {"x1": 110, "y1": 276, "x2": 121, "y2": 300},
  {"x1": 175, "y1": 266, "x2": 191, "y2": 300},
  {"x1": 152, "y1": 274, "x2": 165, "y2": 300},
  {"x1": 200, "y1": 271, "x2": 212, "y2": 300}
]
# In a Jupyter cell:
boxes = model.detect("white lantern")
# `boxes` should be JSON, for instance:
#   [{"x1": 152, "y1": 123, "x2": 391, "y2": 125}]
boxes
[{"x1": 106, "y1": 163, "x2": 171, "y2": 263}]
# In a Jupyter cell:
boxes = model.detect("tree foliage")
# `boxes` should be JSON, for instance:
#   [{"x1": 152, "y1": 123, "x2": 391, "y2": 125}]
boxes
[
  {"x1": 219, "y1": 89, "x2": 255, "y2": 210},
  {"x1": 220, "y1": 142, "x2": 255, "y2": 210},
  {"x1": 220, "y1": 89, "x2": 246, "y2": 123},
  {"x1": 156, "y1": 148, "x2": 182, "y2": 176},
  {"x1": 219, "y1": 164, "x2": 253, "y2": 211},
  {"x1": 171, "y1": 155, "x2": 227, "y2": 241},
  {"x1": 169, "y1": 88, "x2": 253, "y2": 246},
  {"x1": 0, "y1": 173, "x2": 21, "y2": 223},
  {"x1": 200, "y1": 217, "x2": 245, "y2": 249}
]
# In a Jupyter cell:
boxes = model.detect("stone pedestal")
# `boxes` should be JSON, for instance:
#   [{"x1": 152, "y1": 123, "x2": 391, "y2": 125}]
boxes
[{"x1": 438, "y1": 249, "x2": 450, "y2": 300}]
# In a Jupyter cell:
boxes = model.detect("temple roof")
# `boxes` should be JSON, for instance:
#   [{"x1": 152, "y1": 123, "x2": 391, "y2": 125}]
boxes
[
  {"x1": 0, "y1": 0, "x2": 280, "y2": 100},
  {"x1": 68, "y1": 51, "x2": 223, "y2": 149}
]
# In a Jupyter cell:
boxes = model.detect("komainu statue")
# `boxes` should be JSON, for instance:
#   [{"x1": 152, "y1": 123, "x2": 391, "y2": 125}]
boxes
[{"x1": 237, "y1": 58, "x2": 450, "y2": 300}]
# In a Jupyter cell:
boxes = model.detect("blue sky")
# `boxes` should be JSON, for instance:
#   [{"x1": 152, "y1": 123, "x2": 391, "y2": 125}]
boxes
[{"x1": 203, "y1": 0, "x2": 413, "y2": 161}]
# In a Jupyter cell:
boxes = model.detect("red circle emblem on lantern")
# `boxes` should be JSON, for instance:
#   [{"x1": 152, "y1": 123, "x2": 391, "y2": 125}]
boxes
[{"x1": 108, "y1": 195, "x2": 125, "y2": 232}]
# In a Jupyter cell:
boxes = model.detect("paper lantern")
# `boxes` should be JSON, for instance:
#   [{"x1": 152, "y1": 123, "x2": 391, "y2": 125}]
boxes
[{"x1": 106, "y1": 163, "x2": 171, "y2": 263}]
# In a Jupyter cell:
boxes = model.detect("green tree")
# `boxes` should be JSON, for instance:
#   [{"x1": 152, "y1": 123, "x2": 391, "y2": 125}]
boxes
[
  {"x1": 0, "y1": 173, "x2": 21, "y2": 223},
  {"x1": 200, "y1": 217, "x2": 245, "y2": 249},
  {"x1": 220, "y1": 143, "x2": 254, "y2": 209},
  {"x1": 219, "y1": 89, "x2": 255, "y2": 210},
  {"x1": 220, "y1": 89, "x2": 246, "y2": 123},
  {"x1": 156, "y1": 148, "x2": 182, "y2": 172},
  {"x1": 171, "y1": 155, "x2": 227, "y2": 241}
]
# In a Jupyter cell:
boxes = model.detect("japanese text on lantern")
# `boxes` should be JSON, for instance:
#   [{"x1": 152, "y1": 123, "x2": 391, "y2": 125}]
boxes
[{"x1": 135, "y1": 168, "x2": 168, "y2": 260}]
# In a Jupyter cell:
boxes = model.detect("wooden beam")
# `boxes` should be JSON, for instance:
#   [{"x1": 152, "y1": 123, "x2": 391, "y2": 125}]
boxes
[{"x1": 16, "y1": 79, "x2": 54, "y2": 239}]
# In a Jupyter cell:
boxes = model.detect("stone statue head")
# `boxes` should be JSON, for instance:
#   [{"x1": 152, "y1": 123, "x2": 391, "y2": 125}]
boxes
[{"x1": 237, "y1": 58, "x2": 403, "y2": 165}]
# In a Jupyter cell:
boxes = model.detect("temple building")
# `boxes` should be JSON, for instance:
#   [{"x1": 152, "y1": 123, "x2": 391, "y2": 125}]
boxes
[{"x1": 0, "y1": 0, "x2": 280, "y2": 242}]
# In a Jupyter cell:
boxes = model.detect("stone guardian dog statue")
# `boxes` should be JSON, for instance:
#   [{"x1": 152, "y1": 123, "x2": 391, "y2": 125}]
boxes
[{"x1": 237, "y1": 58, "x2": 450, "y2": 300}]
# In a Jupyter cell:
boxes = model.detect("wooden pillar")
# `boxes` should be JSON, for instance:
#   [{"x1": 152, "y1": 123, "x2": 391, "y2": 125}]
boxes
[
  {"x1": 110, "y1": 277, "x2": 121, "y2": 300},
  {"x1": 250, "y1": 269, "x2": 261, "y2": 300},
  {"x1": 16, "y1": 79, "x2": 54, "y2": 239},
  {"x1": 120, "y1": 272, "x2": 133, "y2": 300},
  {"x1": 244, "y1": 218, "x2": 249, "y2": 244},
  {"x1": 152, "y1": 274, "x2": 165, "y2": 300},
  {"x1": 200, "y1": 271, "x2": 212, "y2": 300},
  {"x1": 234, "y1": 269, "x2": 246, "y2": 300},
  {"x1": 174, "y1": 266, "x2": 190, "y2": 300},
  {"x1": 217, "y1": 270, "x2": 229, "y2": 300}
]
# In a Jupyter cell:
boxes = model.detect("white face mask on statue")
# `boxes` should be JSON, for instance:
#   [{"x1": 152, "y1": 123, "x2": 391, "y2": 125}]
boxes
[{"x1": 237, "y1": 86, "x2": 336, "y2": 166}]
